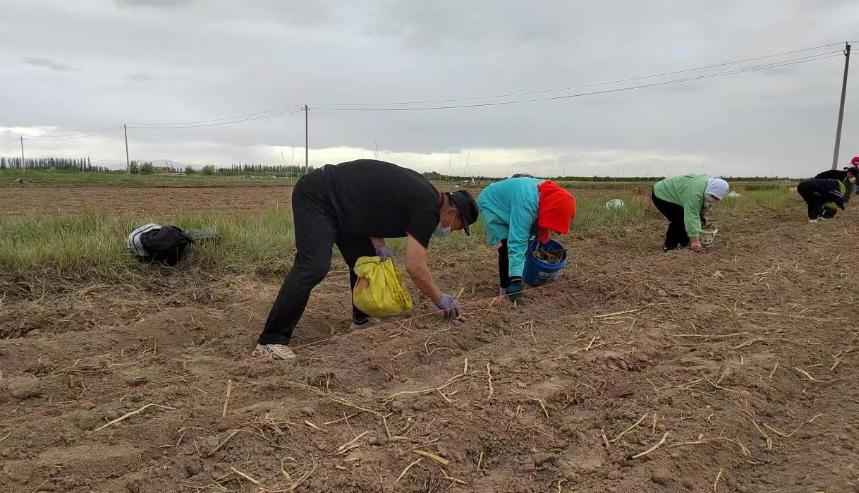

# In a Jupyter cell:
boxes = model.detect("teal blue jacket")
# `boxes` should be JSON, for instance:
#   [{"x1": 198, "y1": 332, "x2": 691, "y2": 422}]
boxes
[{"x1": 477, "y1": 177, "x2": 541, "y2": 277}]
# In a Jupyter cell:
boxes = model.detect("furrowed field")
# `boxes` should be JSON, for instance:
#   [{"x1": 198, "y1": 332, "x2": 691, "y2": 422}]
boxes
[{"x1": 1, "y1": 170, "x2": 857, "y2": 492}]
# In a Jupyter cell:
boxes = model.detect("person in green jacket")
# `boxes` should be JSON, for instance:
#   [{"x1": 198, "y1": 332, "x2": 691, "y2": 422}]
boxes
[{"x1": 651, "y1": 174, "x2": 729, "y2": 252}]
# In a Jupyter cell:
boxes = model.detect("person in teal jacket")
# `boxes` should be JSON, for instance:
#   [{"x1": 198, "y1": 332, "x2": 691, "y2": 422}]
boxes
[
  {"x1": 478, "y1": 177, "x2": 575, "y2": 300},
  {"x1": 651, "y1": 174, "x2": 729, "y2": 252}
]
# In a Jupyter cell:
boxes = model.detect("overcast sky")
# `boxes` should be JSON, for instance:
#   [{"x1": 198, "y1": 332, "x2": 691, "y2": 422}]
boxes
[{"x1": 1, "y1": 0, "x2": 857, "y2": 177}]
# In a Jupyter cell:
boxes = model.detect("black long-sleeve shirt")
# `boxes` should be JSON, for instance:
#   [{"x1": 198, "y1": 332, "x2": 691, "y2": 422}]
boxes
[
  {"x1": 799, "y1": 178, "x2": 847, "y2": 209},
  {"x1": 815, "y1": 169, "x2": 850, "y2": 181}
]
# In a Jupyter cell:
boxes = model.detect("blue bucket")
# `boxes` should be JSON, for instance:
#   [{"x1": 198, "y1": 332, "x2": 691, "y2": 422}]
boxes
[{"x1": 522, "y1": 239, "x2": 567, "y2": 286}]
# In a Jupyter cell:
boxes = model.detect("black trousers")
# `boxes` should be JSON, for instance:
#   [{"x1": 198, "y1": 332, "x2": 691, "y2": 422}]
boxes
[
  {"x1": 797, "y1": 180, "x2": 826, "y2": 220},
  {"x1": 651, "y1": 192, "x2": 690, "y2": 250},
  {"x1": 497, "y1": 239, "x2": 510, "y2": 288},
  {"x1": 258, "y1": 169, "x2": 375, "y2": 346}
]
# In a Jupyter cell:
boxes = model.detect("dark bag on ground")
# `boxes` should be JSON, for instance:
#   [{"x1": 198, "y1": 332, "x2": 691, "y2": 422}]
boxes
[{"x1": 128, "y1": 224, "x2": 193, "y2": 266}]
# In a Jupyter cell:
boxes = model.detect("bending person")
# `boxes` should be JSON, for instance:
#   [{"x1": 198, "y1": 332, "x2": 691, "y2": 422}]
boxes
[
  {"x1": 797, "y1": 177, "x2": 848, "y2": 223},
  {"x1": 651, "y1": 174, "x2": 729, "y2": 252},
  {"x1": 477, "y1": 177, "x2": 575, "y2": 301},
  {"x1": 815, "y1": 166, "x2": 858, "y2": 202},
  {"x1": 255, "y1": 159, "x2": 479, "y2": 361},
  {"x1": 815, "y1": 166, "x2": 858, "y2": 182}
]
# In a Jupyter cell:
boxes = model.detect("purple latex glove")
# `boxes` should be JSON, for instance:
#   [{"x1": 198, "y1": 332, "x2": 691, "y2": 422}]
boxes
[
  {"x1": 435, "y1": 294, "x2": 460, "y2": 319},
  {"x1": 375, "y1": 245, "x2": 394, "y2": 261}
]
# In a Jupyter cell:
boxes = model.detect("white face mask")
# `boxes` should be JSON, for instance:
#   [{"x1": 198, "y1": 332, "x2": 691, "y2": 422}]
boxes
[
  {"x1": 433, "y1": 224, "x2": 452, "y2": 238},
  {"x1": 704, "y1": 194, "x2": 720, "y2": 208},
  {"x1": 433, "y1": 209, "x2": 454, "y2": 237}
]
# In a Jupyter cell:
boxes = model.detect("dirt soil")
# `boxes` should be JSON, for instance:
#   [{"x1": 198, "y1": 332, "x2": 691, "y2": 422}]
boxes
[
  {"x1": 1, "y1": 199, "x2": 858, "y2": 492},
  {"x1": 0, "y1": 185, "x2": 612, "y2": 218},
  {"x1": 0, "y1": 186, "x2": 296, "y2": 217}
]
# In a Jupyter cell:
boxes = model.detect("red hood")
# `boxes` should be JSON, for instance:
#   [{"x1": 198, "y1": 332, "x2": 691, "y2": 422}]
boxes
[{"x1": 536, "y1": 180, "x2": 575, "y2": 242}]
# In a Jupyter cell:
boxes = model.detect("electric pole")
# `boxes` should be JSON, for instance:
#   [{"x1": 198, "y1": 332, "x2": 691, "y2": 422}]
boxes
[
  {"x1": 19, "y1": 136, "x2": 25, "y2": 169},
  {"x1": 304, "y1": 104, "x2": 309, "y2": 174},
  {"x1": 123, "y1": 123, "x2": 130, "y2": 172},
  {"x1": 831, "y1": 42, "x2": 851, "y2": 170}
]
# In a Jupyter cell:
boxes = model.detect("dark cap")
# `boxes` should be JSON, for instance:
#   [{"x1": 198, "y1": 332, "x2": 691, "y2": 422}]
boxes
[{"x1": 448, "y1": 190, "x2": 479, "y2": 235}]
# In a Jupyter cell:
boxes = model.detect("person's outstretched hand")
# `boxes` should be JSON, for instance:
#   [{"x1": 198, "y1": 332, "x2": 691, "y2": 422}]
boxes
[
  {"x1": 435, "y1": 294, "x2": 460, "y2": 319},
  {"x1": 690, "y1": 239, "x2": 703, "y2": 253},
  {"x1": 375, "y1": 245, "x2": 394, "y2": 261}
]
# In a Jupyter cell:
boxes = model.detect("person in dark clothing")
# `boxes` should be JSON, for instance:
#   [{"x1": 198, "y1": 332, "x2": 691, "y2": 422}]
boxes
[
  {"x1": 254, "y1": 159, "x2": 479, "y2": 361},
  {"x1": 797, "y1": 178, "x2": 848, "y2": 223},
  {"x1": 815, "y1": 167, "x2": 857, "y2": 181},
  {"x1": 815, "y1": 167, "x2": 858, "y2": 199}
]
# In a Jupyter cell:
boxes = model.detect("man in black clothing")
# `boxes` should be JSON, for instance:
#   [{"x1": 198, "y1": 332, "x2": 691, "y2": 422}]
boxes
[
  {"x1": 254, "y1": 159, "x2": 479, "y2": 361},
  {"x1": 797, "y1": 178, "x2": 848, "y2": 223},
  {"x1": 815, "y1": 167, "x2": 858, "y2": 198},
  {"x1": 815, "y1": 167, "x2": 857, "y2": 181}
]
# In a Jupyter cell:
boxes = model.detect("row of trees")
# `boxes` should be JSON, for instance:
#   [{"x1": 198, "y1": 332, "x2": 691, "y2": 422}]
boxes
[
  {"x1": 212, "y1": 164, "x2": 313, "y2": 176},
  {"x1": 1, "y1": 157, "x2": 799, "y2": 181},
  {"x1": 130, "y1": 163, "x2": 315, "y2": 176},
  {"x1": 128, "y1": 161, "x2": 156, "y2": 174},
  {"x1": 426, "y1": 172, "x2": 798, "y2": 182},
  {"x1": 552, "y1": 175, "x2": 796, "y2": 182},
  {"x1": 0, "y1": 156, "x2": 107, "y2": 171}
]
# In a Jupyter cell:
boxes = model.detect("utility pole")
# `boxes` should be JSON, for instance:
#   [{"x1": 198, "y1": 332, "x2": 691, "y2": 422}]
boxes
[
  {"x1": 19, "y1": 136, "x2": 25, "y2": 169},
  {"x1": 304, "y1": 104, "x2": 309, "y2": 174},
  {"x1": 123, "y1": 123, "x2": 130, "y2": 172},
  {"x1": 831, "y1": 42, "x2": 851, "y2": 170}
]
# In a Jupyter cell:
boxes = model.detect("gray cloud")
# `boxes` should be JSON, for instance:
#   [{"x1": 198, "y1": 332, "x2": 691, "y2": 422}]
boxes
[
  {"x1": 114, "y1": 0, "x2": 195, "y2": 8},
  {"x1": 22, "y1": 57, "x2": 74, "y2": 72},
  {"x1": 128, "y1": 73, "x2": 155, "y2": 82}
]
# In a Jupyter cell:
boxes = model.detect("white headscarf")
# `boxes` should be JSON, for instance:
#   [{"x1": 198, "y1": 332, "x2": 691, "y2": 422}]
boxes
[{"x1": 705, "y1": 178, "x2": 729, "y2": 200}]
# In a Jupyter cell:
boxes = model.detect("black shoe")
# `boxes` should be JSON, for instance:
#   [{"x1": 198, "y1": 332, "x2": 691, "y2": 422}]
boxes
[{"x1": 349, "y1": 318, "x2": 376, "y2": 330}]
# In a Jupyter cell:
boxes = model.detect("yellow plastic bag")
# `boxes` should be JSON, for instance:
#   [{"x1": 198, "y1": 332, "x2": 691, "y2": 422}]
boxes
[{"x1": 352, "y1": 256, "x2": 414, "y2": 318}]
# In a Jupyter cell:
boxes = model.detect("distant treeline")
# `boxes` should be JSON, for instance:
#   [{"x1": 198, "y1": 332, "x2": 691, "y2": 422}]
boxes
[
  {"x1": 211, "y1": 164, "x2": 315, "y2": 176},
  {"x1": 491, "y1": 175, "x2": 797, "y2": 182},
  {"x1": 0, "y1": 156, "x2": 107, "y2": 171},
  {"x1": 425, "y1": 172, "x2": 799, "y2": 182},
  {"x1": 552, "y1": 176, "x2": 661, "y2": 182},
  {"x1": 0, "y1": 158, "x2": 802, "y2": 181},
  {"x1": 127, "y1": 162, "x2": 301, "y2": 175}
]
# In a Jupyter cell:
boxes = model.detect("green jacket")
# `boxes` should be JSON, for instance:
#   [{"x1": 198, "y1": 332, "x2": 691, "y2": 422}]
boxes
[{"x1": 653, "y1": 174, "x2": 708, "y2": 238}]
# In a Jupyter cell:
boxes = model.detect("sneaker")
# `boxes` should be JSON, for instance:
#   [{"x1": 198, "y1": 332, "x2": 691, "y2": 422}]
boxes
[
  {"x1": 253, "y1": 343, "x2": 296, "y2": 361},
  {"x1": 808, "y1": 219, "x2": 819, "y2": 223},
  {"x1": 349, "y1": 318, "x2": 377, "y2": 330}
]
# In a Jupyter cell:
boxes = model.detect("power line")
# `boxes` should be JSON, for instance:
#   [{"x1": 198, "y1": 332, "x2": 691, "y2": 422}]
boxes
[
  {"x1": 15, "y1": 105, "x2": 305, "y2": 141},
  {"x1": 126, "y1": 104, "x2": 303, "y2": 127},
  {"x1": 314, "y1": 51, "x2": 842, "y2": 112},
  {"x1": 126, "y1": 106, "x2": 302, "y2": 127},
  {"x1": 127, "y1": 106, "x2": 304, "y2": 129},
  {"x1": 127, "y1": 107, "x2": 303, "y2": 129},
  {"x1": 25, "y1": 125, "x2": 121, "y2": 141},
  {"x1": 2, "y1": 41, "x2": 849, "y2": 144},
  {"x1": 314, "y1": 42, "x2": 845, "y2": 108},
  {"x1": 316, "y1": 51, "x2": 841, "y2": 111}
]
